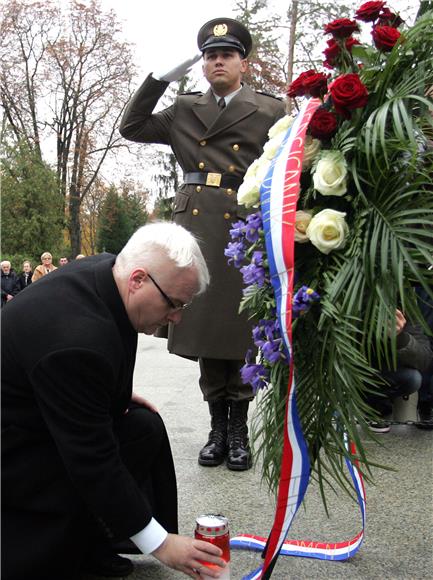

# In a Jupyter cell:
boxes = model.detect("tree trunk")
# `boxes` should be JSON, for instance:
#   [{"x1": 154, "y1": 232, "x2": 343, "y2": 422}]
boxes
[
  {"x1": 69, "y1": 190, "x2": 82, "y2": 257},
  {"x1": 286, "y1": 0, "x2": 298, "y2": 114}
]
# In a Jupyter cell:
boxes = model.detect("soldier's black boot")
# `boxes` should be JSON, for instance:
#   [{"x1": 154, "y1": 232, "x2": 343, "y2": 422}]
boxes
[
  {"x1": 198, "y1": 400, "x2": 229, "y2": 466},
  {"x1": 227, "y1": 400, "x2": 252, "y2": 471}
]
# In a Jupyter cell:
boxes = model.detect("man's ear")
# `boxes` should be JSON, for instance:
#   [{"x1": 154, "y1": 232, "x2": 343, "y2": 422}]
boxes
[{"x1": 128, "y1": 268, "x2": 146, "y2": 292}]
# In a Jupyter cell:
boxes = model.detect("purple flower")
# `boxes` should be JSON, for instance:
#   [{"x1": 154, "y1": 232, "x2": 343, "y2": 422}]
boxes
[
  {"x1": 262, "y1": 337, "x2": 287, "y2": 364},
  {"x1": 240, "y1": 350, "x2": 270, "y2": 392},
  {"x1": 292, "y1": 285, "x2": 320, "y2": 317},
  {"x1": 252, "y1": 319, "x2": 279, "y2": 347},
  {"x1": 245, "y1": 212, "x2": 263, "y2": 243},
  {"x1": 229, "y1": 220, "x2": 247, "y2": 240},
  {"x1": 252, "y1": 319, "x2": 289, "y2": 364},
  {"x1": 251, "y1": 251, "x2": 264, "y2": 266},
  {"x1": 224, "y1": 241, "x2": 246, "y2": 268},
  {"x1": 240, "y1": 262, "x2": 266, "y2": 287}
]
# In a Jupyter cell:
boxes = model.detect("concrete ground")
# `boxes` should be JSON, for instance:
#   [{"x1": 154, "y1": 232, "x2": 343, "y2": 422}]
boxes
[{"x1": 85, "y1": 334, "x2": 433, "y2": 580}]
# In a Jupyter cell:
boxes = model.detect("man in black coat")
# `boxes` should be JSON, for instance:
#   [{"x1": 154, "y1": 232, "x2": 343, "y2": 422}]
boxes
[
  {"x1": 1, "y1": 223, "x2": 226, "y2": 580},
  {"x1": 15, "y1": 259, "x2": 33, "y2": 292},
  {"x1": 1, "y1": 260, "x2": 19, "y2": 307}
]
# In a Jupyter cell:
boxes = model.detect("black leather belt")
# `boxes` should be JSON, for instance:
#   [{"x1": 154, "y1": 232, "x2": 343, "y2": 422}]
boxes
[{"x1": 183, "y1": 172, "x2": 242, "y2": 190}]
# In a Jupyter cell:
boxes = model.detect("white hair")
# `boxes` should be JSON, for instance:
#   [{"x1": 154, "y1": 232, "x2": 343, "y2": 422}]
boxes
[{"x1": 114, "y1": 222, "x2": 210, "y2": 294}]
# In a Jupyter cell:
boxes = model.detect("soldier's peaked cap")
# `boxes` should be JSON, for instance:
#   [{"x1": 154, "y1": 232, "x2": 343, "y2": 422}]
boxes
[{"x1": 197, "y1": 18, "x2": 252, "y2": 58}]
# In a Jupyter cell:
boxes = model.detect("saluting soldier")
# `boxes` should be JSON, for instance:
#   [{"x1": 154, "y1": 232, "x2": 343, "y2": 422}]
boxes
[{"x1": 120, "y1": 17, "x2": 286, "y2": 471}]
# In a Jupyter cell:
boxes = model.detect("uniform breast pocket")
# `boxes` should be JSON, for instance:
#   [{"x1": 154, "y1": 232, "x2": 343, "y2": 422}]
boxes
[
  {"x1": 172, "y1": 191, "x2": 192, "y2": 227},
  {"x1": 173, "y1": 192, "x2": 190, "y2": 215}
]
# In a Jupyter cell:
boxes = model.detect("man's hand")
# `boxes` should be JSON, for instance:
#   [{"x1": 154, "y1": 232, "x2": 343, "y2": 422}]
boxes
[
  {"x1": 395, "y1": 309, "x2": 407, "y2": 335},
  {"x1": 152, "y1": 533, "x2": 226, "y2": 578},
  {"x1": 154, "y1": 52, "x2": 202, "y2": 83},
  {"x1": 130, "y1": 391, "x2": 158, "y2": 413}
]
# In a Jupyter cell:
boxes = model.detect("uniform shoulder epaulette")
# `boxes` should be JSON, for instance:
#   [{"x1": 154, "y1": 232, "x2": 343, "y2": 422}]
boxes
[
  {"x1": 255, "y1": 90, "x2": 284, "y2": 101},
  {"x1": 180, "y1": 91, "x2": 203, "y2": 96}
]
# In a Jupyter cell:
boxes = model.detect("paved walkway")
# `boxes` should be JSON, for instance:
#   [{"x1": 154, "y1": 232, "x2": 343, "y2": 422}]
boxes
[{"x1": 85, "y1": 334, "x2": 433, "y2": 580}]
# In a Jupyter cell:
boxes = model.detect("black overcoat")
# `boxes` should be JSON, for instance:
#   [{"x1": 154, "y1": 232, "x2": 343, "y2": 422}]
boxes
[
  {"x1": 120, "y1": 75, "x2": 286, "y2": 359},
  {"x1": 1, "y1": 255, "x2": 168, "y2": 579}
]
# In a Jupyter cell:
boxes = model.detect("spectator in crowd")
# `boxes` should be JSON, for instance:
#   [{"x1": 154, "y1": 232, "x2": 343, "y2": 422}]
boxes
[
  {"x1": 1, "y1": 223, "x2": 227, "y2": 580},
  {"x1": 32, "y1": 252, "x2": 57, "y2": 282},
  {"x1": 416, "y1": 286, "x2": 433, "y2": 429},
  {"x1": 368, "y1": 308, "x2": 433, "y2": 433},
  {"x1": 16, "y1": 260, "x2": 33, "y2": 292},
  {"x1": 119, "y1": 17, "x2": 286, "y2": 471},
  {"x1": 1, "y1": 261, "x2": 19, "y2": 307},
  {"x1": 59, "y1": 256, "x2": 69, "y2": 267}
]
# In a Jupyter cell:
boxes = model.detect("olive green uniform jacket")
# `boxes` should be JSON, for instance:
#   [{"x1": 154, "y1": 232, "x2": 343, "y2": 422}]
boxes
[{"x1": 120, "y1": 75, "x2": 286, "y2": 359}]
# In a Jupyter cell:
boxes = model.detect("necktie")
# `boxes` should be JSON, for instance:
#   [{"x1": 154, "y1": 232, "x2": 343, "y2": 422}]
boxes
[{"x1": 218, "y1": 97, "x2": 226, "y2": 110}]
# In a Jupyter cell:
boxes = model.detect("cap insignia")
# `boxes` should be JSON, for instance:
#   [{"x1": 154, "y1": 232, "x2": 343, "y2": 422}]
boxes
[{"x1": 213, "y1": 23, "x2": 228, "y2": 37}]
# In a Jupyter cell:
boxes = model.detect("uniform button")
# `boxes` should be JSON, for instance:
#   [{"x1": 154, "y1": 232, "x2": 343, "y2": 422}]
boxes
[
  {"x1": 196, "y1": 186, "x2": 202, "y2": 192},
  {"x1": 228, "y1": 165, "x2": 236, "y2": 172},
  {"x1": 224, "y1": 212, "x2": 231, "y2": 219},
  {"x1": 198, "y1": 162, "x2": 205, "y2": 169},
  {"x1": 192, "y1": 209, "x2": 199, "y2": 216},
  {"x1": 232, "y1": 144, "x2": 240, "y2": 151},
  {"x1": 226, "y1": 188, "x2": 233, "y2": 195},
  {"x1": 199, "y1": 140, "x2": 207, "y2": 146}
]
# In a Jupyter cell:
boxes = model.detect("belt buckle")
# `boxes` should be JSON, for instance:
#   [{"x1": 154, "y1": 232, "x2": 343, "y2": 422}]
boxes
[{"x1": 206, "y1": 172, "x2": 222, "y2": 187}]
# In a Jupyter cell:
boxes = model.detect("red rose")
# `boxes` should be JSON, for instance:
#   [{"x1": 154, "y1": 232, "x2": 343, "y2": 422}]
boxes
[
  {"x1": 372, "y1": 25, "x2": 401, "y2": 52},
  {"x1": 324, "y1": 18, "x2": 360, "y2": 39},
  {"x1": 308, "y1": 109, "x2": 338, "y2": 140},
  {"x1": 329, "y1": 73, "x2": 369, "y2": 117},
  {"x1": 287, "y1": 70, "x2": 316, "y2": 98},
  {"x1": 323, "y1": 37, "x2": 361, "y2": 69},
  {"x1": 346, "y1": 36, "x2": 361, "y2": 51},
  {"x1": 377, "y1": 7, "x2": 404, "y2": 27},
  {"x1": 302, "y1": 72, "x2": 329, "y2": 98},
  {"x1": 323, "y1": 39, "x2": 341, "y2": 68},
  {"x1": 355, "y1": 1, "x2": 386, "y2": 22}
]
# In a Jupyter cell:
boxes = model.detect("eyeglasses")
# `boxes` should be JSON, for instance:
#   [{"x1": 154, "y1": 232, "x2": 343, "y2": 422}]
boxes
[{"x1": 147, "y1": 273, "x2": 190, "y2": 311}]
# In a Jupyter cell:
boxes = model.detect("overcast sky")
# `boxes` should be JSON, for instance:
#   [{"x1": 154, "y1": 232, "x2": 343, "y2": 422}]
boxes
[{"x1": 94, "y1": 0, "x2": 415, "y2": 86}]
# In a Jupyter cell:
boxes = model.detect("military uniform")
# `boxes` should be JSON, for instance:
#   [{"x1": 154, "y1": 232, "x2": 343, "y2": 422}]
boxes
[
  {"x1": 120, "y1": 17, "x2": 286, "y2": 470},
  {"x1": 120, "y1": 77, "x2": 285, "y2": 360}
]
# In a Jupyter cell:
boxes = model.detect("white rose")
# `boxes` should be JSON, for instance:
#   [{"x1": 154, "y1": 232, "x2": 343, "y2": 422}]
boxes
[
  {"x1": 313, "y1": 151, "x2": 348, "y2": 196},
  {"x1": 306, "y1": 208, "x2": 349, "y2": 254},
  {"x1": 244, "y1": 158, "x2": 260, "y2": 179},
  {"x1": 255, "y1": 154, "x2": 272, "y2": 184},
  {"x1": 237, "y1": 175, "x2": 260, "y2": 208},
  {"x1": 294, "y1": 210, "x2": 313, "y2": 243},
  {"x1": 302, "y1": 136, "x2": 321, "y2": 171},
  {"x1": 268, "y1": 114, "x2": 294, "y2": 139},
  {"x1": 263, "y1": 131, "x2": 286, "y2": 160}
]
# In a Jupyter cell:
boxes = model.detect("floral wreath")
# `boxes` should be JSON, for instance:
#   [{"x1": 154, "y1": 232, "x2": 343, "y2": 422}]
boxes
[{"x1": 226, "y1": 1, "x2": 433, "y2": 499}]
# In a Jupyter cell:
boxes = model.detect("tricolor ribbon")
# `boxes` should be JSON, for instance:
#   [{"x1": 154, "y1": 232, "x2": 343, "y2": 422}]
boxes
[{"x1": 231, "y1": 99, "x2": 366, "y2": 579}]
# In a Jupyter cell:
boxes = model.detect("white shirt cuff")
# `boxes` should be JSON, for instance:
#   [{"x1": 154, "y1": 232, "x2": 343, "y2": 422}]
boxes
[{"x1": 130, "y1": 518, "x2": 168, "y2": 554}]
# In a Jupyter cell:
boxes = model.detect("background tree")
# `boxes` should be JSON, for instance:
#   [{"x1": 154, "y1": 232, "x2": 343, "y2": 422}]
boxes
[
  {"x1": 96, "y1": 185, "x2": 130, "y2": 254},
  {"x1": 95, "y1": 181, "x2": 148, "y2": 254},
  {"x1": 1, "y1": 139, "x2": 64, "y2": 265},
  {"x1": 1, "y1": 0, "x2": 136, "y2": 256},
  {"x1": 80, "y1": 179, "x2": 107, "y2": 256},
  {"x1": 234, "y1": 0, "x2": 287, "y2": 95},
  {"x1": 152, "y1": 194, "x2": 174, "y2": 222},
  {"x1": 119, "y1": 180, "x2": 149, "y2": 234}
]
